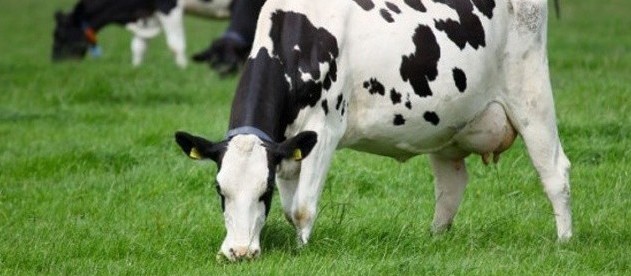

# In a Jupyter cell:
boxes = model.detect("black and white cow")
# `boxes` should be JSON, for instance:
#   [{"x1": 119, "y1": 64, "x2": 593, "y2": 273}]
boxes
[
  {"x1": 175, "y1": 0, "x2": 572, "y2": 261},
  {"x1": 53, "y1": 0, "x2": 190, "y2": 67}
]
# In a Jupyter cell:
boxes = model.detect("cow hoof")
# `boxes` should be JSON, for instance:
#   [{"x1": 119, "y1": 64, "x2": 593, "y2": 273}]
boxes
[{"x1": 431, "y1": 223, "x2": 453, "y2": 235}]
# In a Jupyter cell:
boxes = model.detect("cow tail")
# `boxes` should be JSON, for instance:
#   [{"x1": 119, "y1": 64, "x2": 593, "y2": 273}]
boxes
[{"x1": 554, "y1": 0, "x2": 561, "y2": 19}]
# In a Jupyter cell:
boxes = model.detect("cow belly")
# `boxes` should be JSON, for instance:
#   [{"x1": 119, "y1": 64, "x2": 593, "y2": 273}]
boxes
[{"x1": 341, "y1": 101, "x2": 516, "y2": 162}]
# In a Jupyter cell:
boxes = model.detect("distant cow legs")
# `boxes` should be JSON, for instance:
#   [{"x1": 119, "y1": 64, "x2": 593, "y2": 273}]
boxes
[
  {"x1": 157, "y1": 5, "x2": 187, "y2": 68},
  {"x1": 429, "y1": 154, "x2": 468, "y2": 234},
  {"x1": 131, "y1": 36, "x2": 148, "y2": 67}
]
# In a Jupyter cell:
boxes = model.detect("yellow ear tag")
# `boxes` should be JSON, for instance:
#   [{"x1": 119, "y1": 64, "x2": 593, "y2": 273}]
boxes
[
  {"x1": 293, "y1": 149, "x2": 303, "y2": 161},
  {"x1": 189, "y1": 147, "x2": 202, "y2": 160}
]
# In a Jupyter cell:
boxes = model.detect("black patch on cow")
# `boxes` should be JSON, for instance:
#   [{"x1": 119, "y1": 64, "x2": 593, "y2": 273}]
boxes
[
  {"x1": 336, "y1": 94, "x2": 344, "y2": 110},
  {"x1": 452, "y1": 67, "x2": 467, "y2": 92},
  {"x1": 341, "y1": 101, "x2": 346, "y2": 116},
  {"x1": 404, "y1": 0, "x2": 427, "y2": 12},
  {"x1": 268, "y1": 11, "x2": 339, "y2": 123},
  {"x1": 434, "y1": 0, "x2": 486, "y2": 50},
  {"x1": 385, "y1": 2, "x2": 401, "y2": 14},
  {"x1": 261, "y1": 158, "x2": 276, "y2": 216},
  {"x1": 423, "y1": 111, "x2": 440, "y2": 125},
  {"x1": 364, "y1": 78, "x2": 386, "y2": 96},
  {"x1": 352, "y1": 0, "x2": 375, "y2": 11},
  {"x1": 156, "y1": 0, "x2": 178, "y2": 14},
  {"x1": 471, "y1": 0, "x2": 495, "y2": 19},
  {"x1": 390, "y1": 88, "x2": 402, "y2": 104},
  {"x1": 229, "y1": 48, "x2": 291, "y2": 140},
  {"x1": 404, "y1": 94, "x2": 412, "y2": 109},
  {"x1": 400, "y1": 25, "x2": 440, "y2": 98},
  {"x1": 322, "y1": 99, "x2": 329, "y2": 115},
  {"x1": 393, "y1": 114, "x2": 406, "y2": 125},
  {"x1": 380, "y1": 9, "x2": 394, "y2": 23}
]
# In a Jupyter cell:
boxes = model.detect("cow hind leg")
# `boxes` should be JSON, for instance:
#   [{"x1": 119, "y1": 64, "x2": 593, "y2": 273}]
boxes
[
  {"x1": 502, "y1": 0, "x2": 572, "y2": 241},
  {"x1": 429, "y1": 154, "x2": 468, "y2": 234},
  {"x1": 157, "y1": 5, "x2": 187, "y2": 68},
  {"x1": 504, "y1": 51, "x2": 572, "y2": 240},
  {"x1": 515, "y1": 114, "x2": 572, "y2": 241}
]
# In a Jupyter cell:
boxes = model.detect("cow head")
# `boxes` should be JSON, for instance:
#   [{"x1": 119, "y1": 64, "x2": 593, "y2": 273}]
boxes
[
  {"x1": 52, "y1": 10, "x2": 92, "y2": 61},
  {"x1": 174, "y1": 130, "x2": 317, "y2": 261}
]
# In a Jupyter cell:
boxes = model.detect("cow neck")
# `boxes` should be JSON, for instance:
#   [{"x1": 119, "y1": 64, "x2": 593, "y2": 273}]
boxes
[
  {"x1": 72, "y1": 1, "x2": 155, "y2": 31},
  {"x1": 227, "y1": 48, "x2": 292, "y2": 143}
]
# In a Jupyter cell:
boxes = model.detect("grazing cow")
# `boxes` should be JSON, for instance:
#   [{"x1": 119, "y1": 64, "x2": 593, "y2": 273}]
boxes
[
  {"x1": 175, "y1": 0, "x2": 572, "y2": 261},
  {"x1": 53, "y1": 0, "x2": 188, "y2": 67},
  {"x1": 191, "y1": 0, "x2": 266, "y2": 75}
]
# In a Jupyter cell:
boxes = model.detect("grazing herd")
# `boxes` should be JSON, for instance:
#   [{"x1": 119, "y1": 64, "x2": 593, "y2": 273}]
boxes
[{"x1": 53, "y1": 0, "x2": 571, "y2": 262}]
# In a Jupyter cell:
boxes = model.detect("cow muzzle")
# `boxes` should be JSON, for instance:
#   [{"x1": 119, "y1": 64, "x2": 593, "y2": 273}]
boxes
[{"x1": 218, "y1": 245, "x2": 261, "y2": 262}]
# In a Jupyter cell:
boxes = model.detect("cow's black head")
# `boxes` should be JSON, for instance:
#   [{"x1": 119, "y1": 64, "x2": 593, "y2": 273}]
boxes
[{"x1": 52, "y1": 11, "x2": 92, "y2": 61}]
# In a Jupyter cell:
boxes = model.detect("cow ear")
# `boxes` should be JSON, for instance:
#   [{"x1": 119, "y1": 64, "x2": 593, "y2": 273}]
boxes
[
  {"x1": 175, "y1": 131, "x2": 223, "y2": 162},
  {"x1": 276, "y1": 131, "x2": 318, "y2": 161}
]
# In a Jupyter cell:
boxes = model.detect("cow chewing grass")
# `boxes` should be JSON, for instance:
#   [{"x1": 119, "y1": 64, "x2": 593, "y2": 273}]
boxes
[{"x1": 176, "y1": 0, "x2": 571, "y2": 261}]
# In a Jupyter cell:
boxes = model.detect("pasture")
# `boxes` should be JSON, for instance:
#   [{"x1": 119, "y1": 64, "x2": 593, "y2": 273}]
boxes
[{"x1": 1, "y1": 0, "x2": 629, "y2": 274}]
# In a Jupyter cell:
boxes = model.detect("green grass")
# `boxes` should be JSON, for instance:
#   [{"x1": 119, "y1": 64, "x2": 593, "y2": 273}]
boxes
[{"x1": 1, "y1": 0, "x2": 630, "y2": 274}]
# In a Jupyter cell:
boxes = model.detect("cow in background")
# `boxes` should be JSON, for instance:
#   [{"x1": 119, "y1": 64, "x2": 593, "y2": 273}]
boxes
[
  {"x1": 53, "y1": 0, "x2": 195, "y2": 68},
  {"x1": 191, "y1": 0, "x2": 266, "y2": 75}
]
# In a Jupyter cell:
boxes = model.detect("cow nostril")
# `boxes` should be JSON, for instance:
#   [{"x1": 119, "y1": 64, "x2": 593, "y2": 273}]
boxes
[
  {"x1": 230, "y1": 247, "x2": 248, "y2": 259},
  {"x1": 251, "y1": 249, "x2": 260, "y2": 258}
]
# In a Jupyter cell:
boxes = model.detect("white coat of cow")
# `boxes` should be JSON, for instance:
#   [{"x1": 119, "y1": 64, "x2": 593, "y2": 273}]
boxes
[{"x1": 176, "y1": 0, "x2": 571, "y2": 261}]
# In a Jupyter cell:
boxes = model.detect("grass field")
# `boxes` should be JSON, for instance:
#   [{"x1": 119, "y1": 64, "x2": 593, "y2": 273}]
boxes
[{"x1": 1, "y1": 0, "x2": 630, "y2": 274}]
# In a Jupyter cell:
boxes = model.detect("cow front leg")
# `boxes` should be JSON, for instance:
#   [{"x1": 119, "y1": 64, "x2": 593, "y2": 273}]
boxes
[
  {"x1": 276, "y1": 159, "x2": 301, "y2": 225},
  {"x1": 290, "y1": 136, "x2": 337, "y2": 246},
  {"x1": 429, "y1": 154, "x2": 468, "y2": 234},
  {"x1": 157, "y1": 5, "x2": 187, "y2": 68}
]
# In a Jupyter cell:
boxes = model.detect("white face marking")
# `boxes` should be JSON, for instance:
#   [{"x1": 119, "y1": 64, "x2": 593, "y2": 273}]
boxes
[{"x1": 216, "y1": 135, "x2": 269, "y2": 260}]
